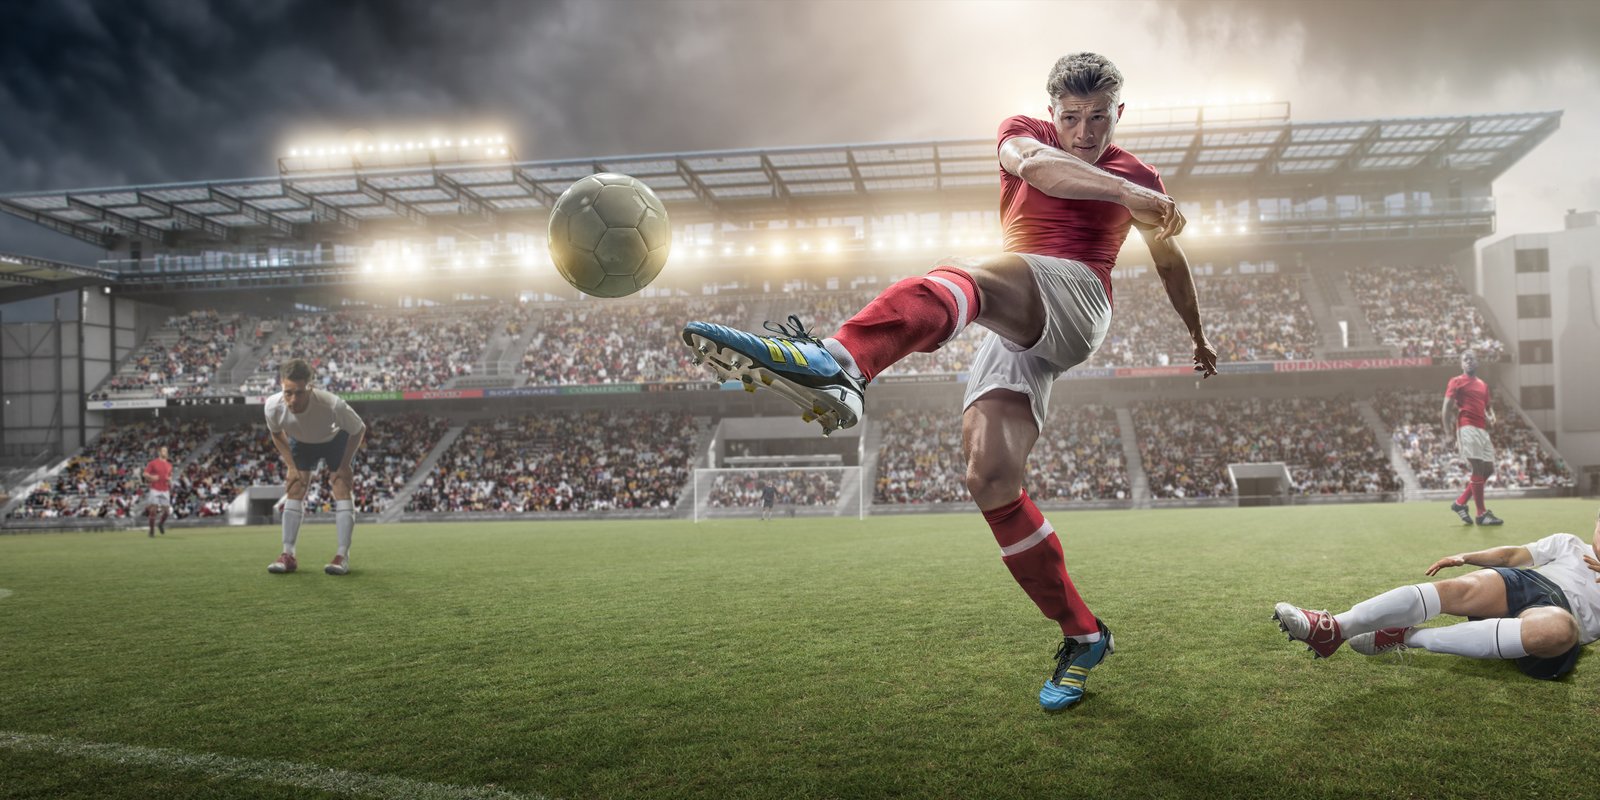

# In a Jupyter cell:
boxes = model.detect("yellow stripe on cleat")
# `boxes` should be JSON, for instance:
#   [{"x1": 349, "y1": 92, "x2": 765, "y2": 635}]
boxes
[
  {"x1": 777, "y1": 339, "x2": 807, "y2": 366},
  {"x1": 760, "y1": 338, "x2": 786, "y2": 364}
]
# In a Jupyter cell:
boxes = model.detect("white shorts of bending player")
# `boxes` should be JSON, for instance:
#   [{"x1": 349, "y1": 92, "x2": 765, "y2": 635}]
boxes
[
  {"x1": 1457, "y1": 425, "x2": 1495, "y2": 463},
  {"x1": 962, "y1": 254, "x2": 1112, "y2": 431}
]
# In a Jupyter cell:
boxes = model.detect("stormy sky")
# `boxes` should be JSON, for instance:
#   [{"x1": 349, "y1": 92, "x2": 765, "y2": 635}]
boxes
[{"x1": 2, "y1": 0, "x2": 1597, "y2": 263}]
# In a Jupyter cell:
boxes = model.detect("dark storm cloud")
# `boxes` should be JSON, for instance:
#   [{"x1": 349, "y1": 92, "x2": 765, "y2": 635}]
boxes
[
  {"x1": 0, "y1": 0, "x2": 937, "y2": 259},
  {"x1": 1163, "y1": 0, "x2": 1600, "y2": 89}
]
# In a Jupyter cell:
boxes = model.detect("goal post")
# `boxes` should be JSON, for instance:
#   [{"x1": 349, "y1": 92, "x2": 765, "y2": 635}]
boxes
[{"x1": 691, "y1": 466, "x2": 865, "y2": 522}]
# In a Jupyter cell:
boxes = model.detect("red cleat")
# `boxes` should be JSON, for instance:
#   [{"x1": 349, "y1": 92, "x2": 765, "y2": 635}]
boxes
[
  {"x1": 1273, "y1": 602, "x2": 1344, "y2": 658},
  {"x1": 267, "y1": 553, "x2": 298, "y2": 574}
]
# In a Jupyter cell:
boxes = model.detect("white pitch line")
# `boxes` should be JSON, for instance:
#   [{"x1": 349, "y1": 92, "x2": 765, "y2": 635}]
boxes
[{"x1": 0, "y1": 731, "x2": 554, "y2": 800}]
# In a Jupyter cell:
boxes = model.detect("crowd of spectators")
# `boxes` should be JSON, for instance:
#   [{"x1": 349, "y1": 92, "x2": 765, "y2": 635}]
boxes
[
  {"x1": 1134, "y1": 397, "x2": 1399, "y2": 499},
  {"x1": 408, "y1": 410, "x2": 699, "y2": 512},
  {"x1": 1374, "y1": 390, "x2": 1573, "y2": 490},
  {"x1": 93, "y1": 311, "x2": 245, "y2": 399},
  {"x1": 1094, "y1": 273, "x2": 1319, "y2": 367},
  {"x1": 706, "y1": 470, "x2": 840, "y2": 508},
  {"x1": 873, "y1": 405, "x2": 1128, "y2": 504},
  {"x1": 242, "y1": 305, "x2": 509, "y2": 394},
  {"x1": 1349, "y1": 265, "x2": 1506, "y2": 361},
  {"x1": 168, "y1": 424, "x2": 277, "y2": 519},
  {"x1": 521, "y1": 296, "x2": 751, "y2": 384},
  {"x1": 7, "y1": 418, "x2": 211, "y2": 519}
]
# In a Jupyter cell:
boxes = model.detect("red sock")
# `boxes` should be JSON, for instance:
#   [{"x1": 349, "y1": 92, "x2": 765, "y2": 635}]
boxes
[
  {"x1": 1470, "y1": 476, "x2": 1486, "y2": 515},
  {"x1": 159, "y1": 508, "x2": 169, "y2": 524},
  {"x1": 1455, "y1": 482, "x2": 1473, "y2": 506},
  {"x1": 982, "y1": 489, "x2": 1097, "y2": 636},
  {"x1": 830, "y1": 265, "x2": 980, "y2": 382}
]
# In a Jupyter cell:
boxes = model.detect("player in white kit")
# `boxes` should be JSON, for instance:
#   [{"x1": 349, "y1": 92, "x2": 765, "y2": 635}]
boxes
[{"x1": 263, "y1": 359, "x2": 367, "y2": 576}]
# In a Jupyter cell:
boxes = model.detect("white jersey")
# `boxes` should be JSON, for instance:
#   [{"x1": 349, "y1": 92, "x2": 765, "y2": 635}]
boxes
[
  {"x1": 263, "y1": 388, "x2": 365, "y2": 444},
  {"x1": 1526, "y1": 533, "x2": 1600, "y2": 645}
]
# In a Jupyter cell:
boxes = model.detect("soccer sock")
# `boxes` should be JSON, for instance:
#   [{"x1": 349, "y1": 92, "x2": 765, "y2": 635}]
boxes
[
  {"x1": 983, "y1": 489, "x2": 1099, "y2": 640},
  {"x1": 1334, "y1": 583, "x2": 1441, "y2": 636},
  {"x1": 1470, "y1": 475, "x2": 1487, "y2": 515},
  {"x1": 147, "y1": 506, "x2": 155, "y2": 533},
  {"x1": 335, "y1": 499, "x2": 354, "y2": 557},
  {"x1": 826, "y1": 265, "x2": 980, "y2": 382},
  {"x1": 1406, "y1": 618, "x2": 1527, "y2": 660},
  {"x1": 1455, "y1": 482, "x2": 1473, "y2": 507},
  {"x1": 159, "y1": 507, "x2": 169, "y2": 525},
  {"x1": 282, "y1": 499, "x2": 303, "y2": 556}
]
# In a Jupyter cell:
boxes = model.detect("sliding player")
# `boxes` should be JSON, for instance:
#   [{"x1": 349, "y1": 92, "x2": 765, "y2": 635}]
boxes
[{"x1": 1445, "y1": 350, "x2": 1503, "y2": 526}]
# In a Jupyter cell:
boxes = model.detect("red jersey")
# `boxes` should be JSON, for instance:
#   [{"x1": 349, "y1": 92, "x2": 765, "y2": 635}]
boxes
[
  {"x1": 1446, "y1": 374, "x2": 1491, "y2": 429},
  {"x1": 144, "y1": 458, "x2": 172, "y2": 492},
  {"x1": 997, "y1": 115, "x2": 1166, "y2": 304}
]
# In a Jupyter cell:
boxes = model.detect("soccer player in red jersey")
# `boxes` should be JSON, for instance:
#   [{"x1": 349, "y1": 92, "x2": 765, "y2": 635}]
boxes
[
  {"x1": 683, "y1": 53, "x2": 1216, "y2": 710},
  {"x1": 142, "y1": 446, "x2": 173, "y2": 537},
  {"x1": 1444, "y1": 350, "x2": 1503, "y2": 526}
]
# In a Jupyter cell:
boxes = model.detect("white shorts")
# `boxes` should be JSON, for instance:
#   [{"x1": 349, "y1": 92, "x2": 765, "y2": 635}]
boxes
[
  {"x1": 962, "y1": 255, "x2": 1111, "y2": 430},
  {"x1": 148, "y1": 490, "x2": 172, "y2": 507},
  {"x1": 1457, "y1": 425, "x2": 1495, "y2": 463}
]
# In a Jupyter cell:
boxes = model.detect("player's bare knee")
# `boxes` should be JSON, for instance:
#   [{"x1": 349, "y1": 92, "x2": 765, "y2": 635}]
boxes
[
  {"x1": 1519, "y1": 607, "x2": 1579, "y2": 657},
  {"x1": 964, "y1": 462, "x2": 1024, "y2": 509}
]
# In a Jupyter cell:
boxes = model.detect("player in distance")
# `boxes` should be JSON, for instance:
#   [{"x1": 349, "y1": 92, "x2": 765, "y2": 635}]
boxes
[
  {"x1": 1444, "y1": 350, "x2": 1503, "y2": 526},
  {"x1": 1273, "y1": 512, "x2": 1600, "y2": 680},
  {"x1": 142, "y1": 445, "x2": 173, "y2": 537},
  {"x1": 683, "y1": 53, "x2": 1217, "y2": 711},
  {"x1": 263, "y1": 358, "x2": 366, "y2": 576}
]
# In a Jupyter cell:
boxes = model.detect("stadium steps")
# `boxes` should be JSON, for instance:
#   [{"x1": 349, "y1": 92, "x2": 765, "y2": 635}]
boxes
[
  {"x1": 503, "y1": 310, "x2": 544, "y2": 388},
  {"x1": 377, "y1": 424, "x2": 466, "y2": 524},
  {"x1": 860, "y1": 415, "x2": 885, "y2": 512},
  {"x1": 835, "y1": 467, "x2": 863, "y2": 517},
  {"x1": 1355, "y1": 400, "x2": 1421, "y2": 498},
  {"x1": 0, "y1": 451, "x2": 74, "y2": 522},
  {"x1": 232, "y1": 321, "x2": 291, "y2": 393},
  {"x1": 1115, "y1": 407, "x2": 1152, "y2": 509},
  {"x1": 1311, "y1": 266, "x2": 1379, "y2": 352},
  {"x1": 671, "y1": 417, "x2": 718, "y2": 519},
  {"x1": 1498, "y1": 389, "x2": 1568, "y2": 475},
  {"x1": 209, "y1": 319, "x2": 255, "y2": 389},
  {"x1": 1299, "y1": 273, "x2": 1344, "y2": 351}
]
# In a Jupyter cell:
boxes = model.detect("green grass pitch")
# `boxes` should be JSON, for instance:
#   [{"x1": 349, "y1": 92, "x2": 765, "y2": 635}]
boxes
[{"x1": 2, "y1": 498, "x2": 1596, "y2": 799}]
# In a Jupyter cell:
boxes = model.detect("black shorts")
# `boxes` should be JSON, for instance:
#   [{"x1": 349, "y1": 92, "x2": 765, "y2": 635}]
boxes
[
  {"x1": 1478, "y1": 567, "x2": 1580, "y2": 680},
  {"x1": 289, "y1": 430, "x2": 351, "y2": 472}
]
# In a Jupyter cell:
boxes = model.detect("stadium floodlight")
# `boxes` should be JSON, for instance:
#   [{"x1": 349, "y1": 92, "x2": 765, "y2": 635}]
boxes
[
  {"x1": 289, "y1": 148, "x2": 299, "y2": 157},
  {"x1": 477, "y1": 256, "x2": 487, "y2": 269},
  {"x1": 895, "y1": 235, "x2": 911, "y2": 251},
  {"x1": 1237, "y1": 225, "x2": 1249, "y2": 235},
  {"x1": 823, "y1": 239, "x2": 839, "y2": 254},
  {"x1": 771, "y1": 242, "x2": 788, "y2": 257},
  {"x1": 745, "y1": 245, "x2": 756, "y2": 256},
  {"x1": 722, "y1": 245, "x2": 733, "y2": 257}
]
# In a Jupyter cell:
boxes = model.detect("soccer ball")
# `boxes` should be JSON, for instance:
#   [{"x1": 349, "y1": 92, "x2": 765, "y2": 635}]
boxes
[{"x1": 547, "y1": 173, "x2": 671, "y2": 297}]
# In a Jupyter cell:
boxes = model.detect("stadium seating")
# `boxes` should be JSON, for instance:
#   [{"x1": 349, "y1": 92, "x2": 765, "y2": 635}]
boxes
[
  {"x1": 1350, "y1": 265, "x2": 1506, "y2": 360},
  {"x1": 521, "y1": 296, "x2": 752, "y2": 384},
  {"x1": 1133, "y1": 397, "x2": 1400, "y2": 499},
  {"x1": 7, "y1": 418, "x2": 211, "y2": 519},
  {"x1": 407, "y1": 410, "x2": 700, "y2": 512},
  {"x1": 1094, "y1": 273, "x2": 1320, "y2": 367},
  {"x1": 707, "y1": 470, "x2": 839, "y2": 508},
  {"x1": 1373, "y1": 390, "x2": 1573, "y2": 490},
  {"x1": 873, "y1": 404, "x2": 1127, "y2": 505},
  {"x1": 92, "y1": 310, "x2": 247, "y2": 399}
]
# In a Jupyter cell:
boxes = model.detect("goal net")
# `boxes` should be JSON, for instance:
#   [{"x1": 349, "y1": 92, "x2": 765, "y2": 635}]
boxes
[{"x1": 691, "y1": 466, "x2": 865, "y2": 522}]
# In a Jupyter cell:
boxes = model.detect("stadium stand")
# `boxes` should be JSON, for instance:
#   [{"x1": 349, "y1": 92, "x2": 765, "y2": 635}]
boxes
[
  {"x1": 873, "y1": 404, "x2": 1127, "y2": 505},
  {"x1": 7, "y1": 418, "x2": 211, "y2": 519},
  {"x1": 1133, "y1": 397, "x2": 1400, "y2": 499},
  {"x1": 407, "y1": 410, "x2": 700, "y2": 512},
  {"x1": 92, "y1": 310, "x2": 247, "y2": 399},
  {"x1": 1094, "y1": 273, "x2": 1320, "y2": 367},
  {"x1": 520, "y1": 296, "x2": 751, "y2": 384},
  {"x1": 707, "y1": 470, "x2": 839, "y2": 508},
  {"x1": 241, "y1": 304, "x2": 511, "y2": 394},
  {"x1": 1373, "y1": 390, "x2": 1573, "y2": 490},
  {"x1": 1349, "y1": 265, "x2": 1506, "y2": 360}
]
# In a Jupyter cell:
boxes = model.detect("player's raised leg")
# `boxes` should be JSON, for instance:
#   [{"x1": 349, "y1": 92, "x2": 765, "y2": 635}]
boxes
[
  {"x1": 964, "y1": 390, "x2": 1108, "y2": 711},
  {"x1": 683, "y1": 256, "x2": 1021, "y2": 434}
]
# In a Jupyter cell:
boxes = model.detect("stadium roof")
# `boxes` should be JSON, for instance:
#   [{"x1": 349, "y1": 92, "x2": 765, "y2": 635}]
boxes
[
  {"x1": 0, "y1": 252, "x2": 116, "y2": 302},
  {"x1": 0, "y1": 109, "x2": 1561, "y2": 250}
]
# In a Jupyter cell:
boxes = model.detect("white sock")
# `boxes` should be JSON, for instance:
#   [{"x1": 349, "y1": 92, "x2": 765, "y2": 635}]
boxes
[
  {"x1": 1334, "y1": 583, "x2": 1441, "y2": 636},
  {"x1": 1407, "y1": 618, "x2": 1528, "y2": 660},
  {"x1": 1068, "y1": 632, "x2": 1103, "y2": 644},
  {"x1": 282, "y1": 499, "x2": 303, "y2": 555},
  {"x1": 335, "y1": 499, "x2": 354, "y2": 557},
  {"x1": 822, "y1": 337, "x2": 864, "y2": 382}
]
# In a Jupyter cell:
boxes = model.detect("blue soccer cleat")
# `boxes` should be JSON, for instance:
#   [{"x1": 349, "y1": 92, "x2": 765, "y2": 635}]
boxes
[
  {"x1": 682, "y1": 315, "x2": 864, "y2": 435},
  {"x1": 1040, "y1": 618, "x2": 1114, "y2": 712}
]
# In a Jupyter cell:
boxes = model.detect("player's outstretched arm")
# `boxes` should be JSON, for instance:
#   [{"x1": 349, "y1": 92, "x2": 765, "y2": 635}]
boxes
[
  {"x1": 999, "y1": 137, "x2": 1182, "y2": 237},
  {"x1": 1425, "y1": 545, "x2": 1533, "y2": 576},
  {"x1": 1139, "y1": 226, "x2": 1216, "y2": 378}
]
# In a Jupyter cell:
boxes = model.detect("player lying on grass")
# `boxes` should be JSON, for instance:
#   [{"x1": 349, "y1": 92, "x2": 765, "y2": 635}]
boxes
[
  {"x1": 264, "y1": 358, "x2": 366, "y2": 576},
  {"x1": 682, "y1": 53, "x2": 1216, "y2": 711},
  {"x1": 1274, "y1": 512, "x2": 1600, "y2": 680}
]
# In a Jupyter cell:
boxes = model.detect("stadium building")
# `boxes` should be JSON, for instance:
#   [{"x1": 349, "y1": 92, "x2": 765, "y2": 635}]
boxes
[{"x1": 0, "y1": 102, "x2": 1581, "y2": 527}]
